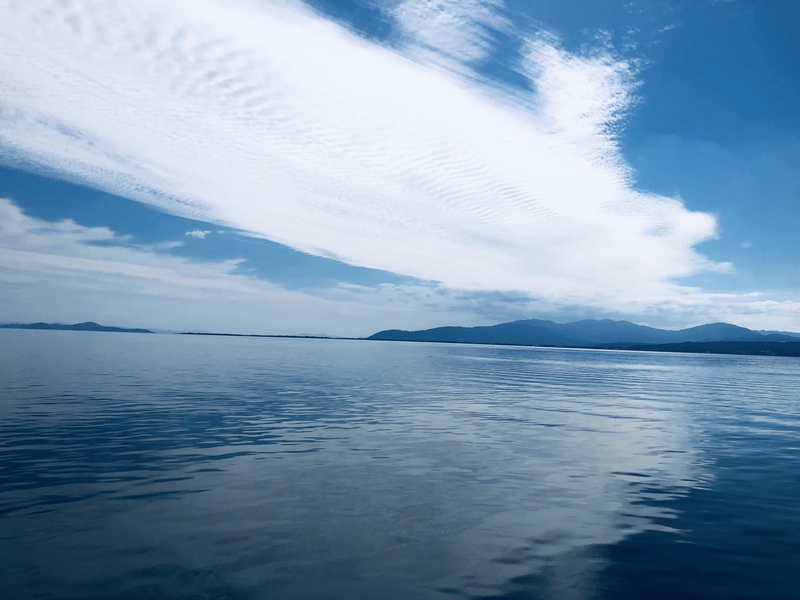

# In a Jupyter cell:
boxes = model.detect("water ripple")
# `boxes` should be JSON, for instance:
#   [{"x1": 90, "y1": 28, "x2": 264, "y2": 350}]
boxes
[{"x1": 1, "y1": 331, "x2": 799, "y2": 599}]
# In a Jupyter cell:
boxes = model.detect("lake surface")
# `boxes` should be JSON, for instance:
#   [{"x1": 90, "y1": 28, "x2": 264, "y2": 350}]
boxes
[{"x1": 1, "y1": 330, "x2": 799, "y2": 599}]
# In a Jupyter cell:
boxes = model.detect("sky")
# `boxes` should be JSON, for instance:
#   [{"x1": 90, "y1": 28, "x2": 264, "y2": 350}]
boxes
[{"x1": 0, "y1": 0, "x2": 798, "y2": 335}]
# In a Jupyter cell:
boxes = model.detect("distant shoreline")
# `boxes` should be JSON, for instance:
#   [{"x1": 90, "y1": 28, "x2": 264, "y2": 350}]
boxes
[
  {"x1": 3, "y1": 322, "x2": 800, "y2": 358},
  {"x1": 0, "y1": 322, "x2": 153, "y2": 334},
  {"x1": 178, "y1": 332, "x2": 357, "y2": 340},
  {"x1": 363, "y1": 337, "x2": 800, "y2": 357},
  {"x1": 180, "y1": 330, "x2": 800, "y2": 357}
]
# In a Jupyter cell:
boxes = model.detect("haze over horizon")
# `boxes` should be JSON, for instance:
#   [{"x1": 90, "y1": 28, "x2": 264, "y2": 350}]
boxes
[{"x1": 1, "y1": 0, "x2": 798, "y2": 336}]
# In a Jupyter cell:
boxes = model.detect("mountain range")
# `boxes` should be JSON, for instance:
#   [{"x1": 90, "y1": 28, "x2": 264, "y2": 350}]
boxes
[{"x1": 368, "y1": 319, "x2": 800, "y2": 350}]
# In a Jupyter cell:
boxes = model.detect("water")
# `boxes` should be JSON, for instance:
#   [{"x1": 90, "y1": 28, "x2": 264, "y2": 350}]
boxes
[{"x1": 1, "y1": 330, "x2": 799, "y2": 599}]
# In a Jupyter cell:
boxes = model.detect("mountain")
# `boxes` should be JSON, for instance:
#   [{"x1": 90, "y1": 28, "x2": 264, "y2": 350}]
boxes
[
  {"x1": 0, "y1": 321, "x2": 153, "y2": 333},
  {"x1": 368, "y1": 318, "x2": 799, "y2": 348}
]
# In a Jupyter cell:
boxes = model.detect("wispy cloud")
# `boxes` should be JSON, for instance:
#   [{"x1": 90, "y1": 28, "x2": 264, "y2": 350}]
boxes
[
  {"x1": 0, "y1": 198, "x2": 254, "y2": 299},
  {"x1": 392, "y1": 0, "x2": 506, "y2": 63},
  {"x1": 186, "y1": 230, "x2": 211, "y2": 239},
  {"x1": 0, "y1": 0, "x2": 763, "y2": 319}
]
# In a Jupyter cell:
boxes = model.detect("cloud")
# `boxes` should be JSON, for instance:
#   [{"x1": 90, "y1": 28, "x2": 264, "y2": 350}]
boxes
[
  {"x1": 0, "y1": 0, "x2": 748, "y2": 317},
  {"x1": 2, "y1": 197, "x2": 800, "y2": 333},
  {"x1": 0, "y1": 197, "x2": 263, "y2": 299},
  {"x1": 0, "y1": 197, "x2": 508, "y2": 334},
  {"x1": 186, "y1": 230, "x2": 211, "y2": 239},
  {"x1": 0, "y1": 197, "x2": 356, "y2": 333},
  {"x1": 392, "y1": 0, "x2": 506, "y2": 63}
]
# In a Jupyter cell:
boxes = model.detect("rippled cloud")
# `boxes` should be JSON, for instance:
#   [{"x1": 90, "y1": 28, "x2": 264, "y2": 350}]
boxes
[
  {"x1": 0, "y1": 0, "x2": 734, "y2": 314},
  {"x1": 393, "y1": 0, "x2": 507, "y2": 63}
]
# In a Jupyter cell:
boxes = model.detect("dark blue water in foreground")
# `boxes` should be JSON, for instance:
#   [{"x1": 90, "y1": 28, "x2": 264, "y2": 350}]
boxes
[{"x1": 1, "y1": 331, "x2": 799, "y2": 599}]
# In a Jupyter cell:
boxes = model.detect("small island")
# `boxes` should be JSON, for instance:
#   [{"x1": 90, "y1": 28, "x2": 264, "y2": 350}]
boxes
[{"x1": 0, "y1": 321, "x2": 154, "y2": 334}]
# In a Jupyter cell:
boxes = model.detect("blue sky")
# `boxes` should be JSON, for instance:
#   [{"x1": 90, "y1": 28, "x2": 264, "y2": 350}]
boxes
[{"x1": 0, "y1": 0, "x2": 798, "y2": 335}]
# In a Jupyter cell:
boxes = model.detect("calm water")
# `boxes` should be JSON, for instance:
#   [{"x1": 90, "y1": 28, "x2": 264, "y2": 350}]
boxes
[{"x1": 1, "y1": 331, "x2": 799, "y2": 599}]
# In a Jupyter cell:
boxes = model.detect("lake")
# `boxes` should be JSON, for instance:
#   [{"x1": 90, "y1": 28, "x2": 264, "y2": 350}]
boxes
[{"x1": 1, "y1": 330, "x2": 798, "y2": 599}]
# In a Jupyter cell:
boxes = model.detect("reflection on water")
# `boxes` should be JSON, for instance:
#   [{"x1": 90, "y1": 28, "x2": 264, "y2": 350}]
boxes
[{"x1": 1, "y1": 331, "x2": 798, "y2": 599}]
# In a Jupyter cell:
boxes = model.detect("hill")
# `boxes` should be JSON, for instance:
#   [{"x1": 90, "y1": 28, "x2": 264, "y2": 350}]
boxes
[{"x1": 368, "y1": 318, "x2": 800, "y2": 354}]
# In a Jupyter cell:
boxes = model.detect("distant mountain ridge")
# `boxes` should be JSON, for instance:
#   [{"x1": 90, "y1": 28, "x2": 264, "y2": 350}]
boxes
[
  {"x1": 368, "y1": 318, "x2": 800, "y2": 348},
  {"x1": 0, "y1": 321, "x2": 153, "y2": 334}
]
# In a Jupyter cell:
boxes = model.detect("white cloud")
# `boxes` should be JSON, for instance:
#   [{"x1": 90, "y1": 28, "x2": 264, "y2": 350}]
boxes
[
  {"x1": 0, "y1": 197, "x2": 263, "y2": 300},
  {"x1": 521, "y1": 38, "x2": 636, "y2": 145},
  {"x1": 186, "y1": 230, "x2": 211, "y2": 239},
  {"x1": 0, "y1": 0, "x2": 782, "y2": 324},
  {"x1": 392, "y1": 0, "x2": 506, "y2": 63}
]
